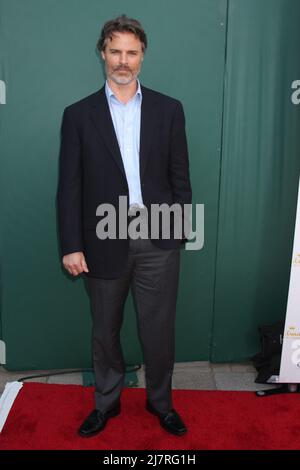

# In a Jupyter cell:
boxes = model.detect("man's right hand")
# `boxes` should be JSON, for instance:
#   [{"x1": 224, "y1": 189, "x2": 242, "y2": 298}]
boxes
[{"x1": 62, "y1": 252, "x2": 89, "y2": 276}]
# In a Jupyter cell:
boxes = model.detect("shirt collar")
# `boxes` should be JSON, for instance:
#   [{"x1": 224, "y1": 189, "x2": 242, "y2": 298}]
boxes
[{"x1": 105, "y1": 78, "x2": 142, "y2": 103}]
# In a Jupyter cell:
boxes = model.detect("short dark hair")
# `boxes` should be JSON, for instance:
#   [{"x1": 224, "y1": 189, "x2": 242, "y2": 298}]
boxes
[{"x1": 97, "y1": 14, "x2": 147, "y2": 53}]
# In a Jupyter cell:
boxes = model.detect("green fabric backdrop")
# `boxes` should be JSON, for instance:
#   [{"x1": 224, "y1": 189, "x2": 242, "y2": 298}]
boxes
[
  {"x1": 0, "y1": 0, "x2": 299, "y2": 369},
  {"x1": 212, "y1": 0, "x2": 300, "y2": 360}
]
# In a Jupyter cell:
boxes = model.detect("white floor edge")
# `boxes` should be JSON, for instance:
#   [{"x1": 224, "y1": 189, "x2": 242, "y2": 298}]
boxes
[{"x1": 0, "y1": 381, "x2": 23, "y2": 433}]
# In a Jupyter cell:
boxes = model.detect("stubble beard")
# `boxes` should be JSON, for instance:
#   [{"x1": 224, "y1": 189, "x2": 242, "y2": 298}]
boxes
[{"x1": 108, "y1": 67, "x2": 140, "y2": 86}]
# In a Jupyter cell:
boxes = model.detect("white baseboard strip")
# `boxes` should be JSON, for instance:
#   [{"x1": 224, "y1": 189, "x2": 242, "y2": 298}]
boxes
[{"x1": 0, "y1": 381, "x2": 23, "y2": 433}]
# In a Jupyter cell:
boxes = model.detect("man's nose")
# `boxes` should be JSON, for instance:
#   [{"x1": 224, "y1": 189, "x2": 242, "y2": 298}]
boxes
[{"x1": 119, "y1": 53, "x2": 128, "y2": 65}]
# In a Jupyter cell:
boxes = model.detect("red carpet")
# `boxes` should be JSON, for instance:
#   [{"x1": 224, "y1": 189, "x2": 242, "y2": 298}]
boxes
[{"x1": 0, "y1": 382, "x2": 299, "y2": 450}]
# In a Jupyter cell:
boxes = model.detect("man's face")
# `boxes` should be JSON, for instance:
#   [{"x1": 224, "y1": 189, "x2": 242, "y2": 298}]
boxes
[{"x1": 101, "y1": 32, "x2": 144, "y2": 85}]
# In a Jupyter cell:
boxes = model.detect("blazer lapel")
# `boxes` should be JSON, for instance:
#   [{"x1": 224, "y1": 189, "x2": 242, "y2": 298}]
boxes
[
  {"x1": 90, "y1": 84, "x2": 159, "y2": 182},
  {"x1": 90, "y1": 86, "x2": 126, "y2": 180},
  {"x1": 139, "y1": 85, "x2": 159, "y2": 180}
]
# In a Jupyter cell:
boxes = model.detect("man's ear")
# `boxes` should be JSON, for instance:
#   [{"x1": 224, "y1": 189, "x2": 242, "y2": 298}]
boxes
[{"x1": 101, "y1": 50, "x2": 105, "y2": 61}]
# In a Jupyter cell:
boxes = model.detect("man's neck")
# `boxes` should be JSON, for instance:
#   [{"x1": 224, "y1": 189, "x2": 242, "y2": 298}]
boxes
[{"x1": 106, "y1": 78, "x2": 138, "y2": 104}]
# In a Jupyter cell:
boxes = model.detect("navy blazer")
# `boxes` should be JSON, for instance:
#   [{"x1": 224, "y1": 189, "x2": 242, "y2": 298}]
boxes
[{"x1": 56, "y1": 84, "x2": 192, "y2": 278}]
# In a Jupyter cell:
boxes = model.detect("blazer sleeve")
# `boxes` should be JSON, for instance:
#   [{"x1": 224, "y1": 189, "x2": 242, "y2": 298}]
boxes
[
  {"x1": 56, "y1": 107, "x2": 84, "y2": 257},
  {"x1": 169, "y1": 101, "x2": 193, "y2": 243}
]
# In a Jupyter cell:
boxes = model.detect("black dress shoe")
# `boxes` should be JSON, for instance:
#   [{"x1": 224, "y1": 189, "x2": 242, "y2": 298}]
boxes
[
  {"x1": 78, "y1": 404, "x2": 121, "y2": 437},
  {"x1": 146, "y1": 401, "x2": 187, "y2": 436}
]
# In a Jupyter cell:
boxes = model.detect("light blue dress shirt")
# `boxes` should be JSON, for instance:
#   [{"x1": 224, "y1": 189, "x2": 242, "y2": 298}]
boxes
[{"x1": 105, "y1": 79, "x2": 145, "y2": 209}]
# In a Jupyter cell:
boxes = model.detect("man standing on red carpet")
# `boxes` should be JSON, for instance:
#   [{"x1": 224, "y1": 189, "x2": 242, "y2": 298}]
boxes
[{"x1": 57, "y1": 14, "x2": 192, "y2": 437}]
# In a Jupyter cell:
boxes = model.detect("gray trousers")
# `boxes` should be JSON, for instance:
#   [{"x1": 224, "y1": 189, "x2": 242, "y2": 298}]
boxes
[{"x1": 85, "y1": 237, "x2": 180, "y2": 415}]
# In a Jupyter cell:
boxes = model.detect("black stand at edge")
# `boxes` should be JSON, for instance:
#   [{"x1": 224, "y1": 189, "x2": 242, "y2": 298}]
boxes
[{"x1": 256, "y1": 383, "x2": 299, "y2": 397}]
